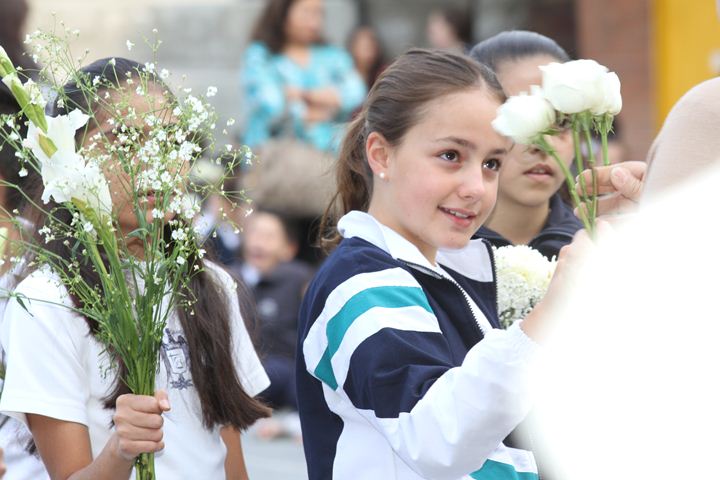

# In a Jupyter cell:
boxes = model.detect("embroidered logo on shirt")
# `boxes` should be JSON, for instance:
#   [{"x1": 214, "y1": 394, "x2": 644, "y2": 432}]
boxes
[{"x1": 160, "y1": 328, "x2": 193, "y2": 390}]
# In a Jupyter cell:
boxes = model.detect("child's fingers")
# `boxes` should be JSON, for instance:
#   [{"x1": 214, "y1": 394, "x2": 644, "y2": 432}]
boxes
[
  {"x1": 116, "y1": 438, "x2": 165, "y2": 460},
  {"x1": 154, "y1": 389, "x2": 171, "y2": 412},
  {"x1": 117, "y1": 394, "x2": 164, "y2": 414},
  {"x1": 115, "y1": 423, "x2": 165, "y2": 443}
]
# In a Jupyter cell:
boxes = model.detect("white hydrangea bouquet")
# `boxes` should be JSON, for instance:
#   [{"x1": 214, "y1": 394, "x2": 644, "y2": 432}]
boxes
[
  {"x1": 494, "y1": 245, "x2": 557, "y2": 329},
  {"x1": 0, "y1": 28, "x2": 250, "y2": 480},
  {"x1": 492, "y1": 59, "x2": 622, "y2": 236}
]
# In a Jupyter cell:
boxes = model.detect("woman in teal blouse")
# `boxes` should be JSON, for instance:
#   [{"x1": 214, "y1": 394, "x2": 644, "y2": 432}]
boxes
[{"x1": 240, "y1": 0, "x2": 367, "y2": 153}]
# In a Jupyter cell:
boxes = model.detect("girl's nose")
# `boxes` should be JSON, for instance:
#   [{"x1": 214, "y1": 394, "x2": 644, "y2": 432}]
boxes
[{"x1": 458, "y1": 163, "x2": 486, "y2": 200}]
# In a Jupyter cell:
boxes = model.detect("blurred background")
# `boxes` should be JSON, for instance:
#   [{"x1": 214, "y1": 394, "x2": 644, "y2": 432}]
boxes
[
  {"x1": 6, "y1": 1, "x2": 720, "y2": 478},
  {"x1": 17, "y1": 0, "x2": 720, "y2": 163}
]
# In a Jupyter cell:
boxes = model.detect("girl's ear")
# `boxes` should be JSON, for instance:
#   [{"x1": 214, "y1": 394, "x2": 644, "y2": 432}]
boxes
[{"x1": 366, "y1": 131, "x2": 392, "y2": 176}]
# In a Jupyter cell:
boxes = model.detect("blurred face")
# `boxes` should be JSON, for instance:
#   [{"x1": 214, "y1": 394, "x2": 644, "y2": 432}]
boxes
[
  {"x1": 350, "y1": 27, "x2": 380, "y2": 70},
  {"x1": 494, "y1": 54, "x2": 574, "y2": 208},
  {"x1": 426, "y1": 12, "x2": 459, "y2": 49},
  {"x1": 84, "y1": 85, "x2": 179, "y2": 235},
  {"x1": 285, "y1": 0, "x2": 324, "y2": 46},
  {"x1": 242, "y1": 212, "x2": 295, "y2": 275},
  {"x1": 368, "y1": 88, "x2": 508, "y2": 263}
]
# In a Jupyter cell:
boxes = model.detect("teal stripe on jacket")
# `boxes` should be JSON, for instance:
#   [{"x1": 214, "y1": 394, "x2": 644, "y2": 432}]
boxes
[
  {"x1": 313, "y1": 285, "x2": 433, "y2": 390},
  {"x1": 470, "y1": 459, "x2": 539, "y2": 480}
]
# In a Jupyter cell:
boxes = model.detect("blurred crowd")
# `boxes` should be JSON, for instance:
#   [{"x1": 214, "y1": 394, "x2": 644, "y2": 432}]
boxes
[{"x1": 3, "y1": 0, "x2": 714, "y2": 477}]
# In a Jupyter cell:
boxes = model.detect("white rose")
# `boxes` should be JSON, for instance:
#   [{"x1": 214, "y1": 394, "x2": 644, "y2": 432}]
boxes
[
  {"x1": 492, "y1": 86, "x2": 556, "y2": 145},
  {"x1": 541, "y1": 59, "x2": 622, "y2": 116},
  {"x1": 593, "y1": 71, "x2": 622, "y2": 116}
]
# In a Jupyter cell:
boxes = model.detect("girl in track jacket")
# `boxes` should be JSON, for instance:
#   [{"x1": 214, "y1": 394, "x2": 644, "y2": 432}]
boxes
[{"x1": 296, "y1": 49, "x2": 584, "y2": 480}]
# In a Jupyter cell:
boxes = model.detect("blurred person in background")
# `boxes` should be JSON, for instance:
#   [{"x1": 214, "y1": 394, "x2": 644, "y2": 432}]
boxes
[
  {"x1": 426, "y1": 4, "x2": 474, "y2": 54},
  {"x1": 0, "y1": 0, "x2": 39, "y2": 75},
  {"x1": 230, "y1": 209, "x2": 313, "y2": 440},
  {"x1": 347, "y1": 24, "x2": 388, "y2": 92},
  {"x1": 239, "y1": 0, "x2": 367, "y2": 267},
  {"x1": 470, "y1": 31, "x2": 581, "y2": 261},
  {"x1": 0, "y1": 1, "x2": 45, "y2": 477},
  {"x1": 240, "y1": 0, "x2": 366, "y2": 154},
  {"x1": 0, "y1": 77, "x2": 46, "y2": 480}
]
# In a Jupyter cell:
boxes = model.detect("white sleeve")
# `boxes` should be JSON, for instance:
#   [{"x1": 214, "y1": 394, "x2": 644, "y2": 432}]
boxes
[
  {"x1": 207, "y1": 263, "x2": 270, "y2": 397},
  {"x1": 0, "y1": 272, "x2": 91, "y2": 427},
  {"x1": 367, "y1": 323, "x2": 541, "y2": 479}
]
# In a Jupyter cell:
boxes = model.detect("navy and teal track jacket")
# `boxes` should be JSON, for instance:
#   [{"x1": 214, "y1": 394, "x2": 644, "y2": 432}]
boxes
[{"x1": 297, "y1": 211, "x2": 541, "y2": 480}]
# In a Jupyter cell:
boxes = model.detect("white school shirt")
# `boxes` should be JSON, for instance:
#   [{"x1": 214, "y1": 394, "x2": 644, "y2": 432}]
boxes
[{"x1": 0, "y1": 262, "x2": 269, "y2": 478}]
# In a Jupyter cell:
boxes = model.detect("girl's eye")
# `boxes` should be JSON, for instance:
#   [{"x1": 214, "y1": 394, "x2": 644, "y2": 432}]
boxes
[
  {"x1": 439, "y1": 151, "x2": 459, "y2": 162},
  {"x1": 483, "y1": 158, "x2": 502, "y2": 171}
]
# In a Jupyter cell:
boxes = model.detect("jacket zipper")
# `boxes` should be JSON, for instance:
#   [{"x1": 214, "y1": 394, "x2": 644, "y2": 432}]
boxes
[{"x1": 400, "y1": 260, "x2": 486, "y2": 339}]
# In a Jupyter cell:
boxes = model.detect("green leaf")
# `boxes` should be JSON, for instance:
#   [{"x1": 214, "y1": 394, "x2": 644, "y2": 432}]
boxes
[
  {"x1": 38, "y1": 133, "x2": 57, "y2": 158},
  {"x1": 14, "y1": 294, "x2": 32, "y2": 316}
]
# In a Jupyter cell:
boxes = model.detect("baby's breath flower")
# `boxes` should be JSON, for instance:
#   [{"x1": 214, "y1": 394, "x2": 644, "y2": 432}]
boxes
[
  {"x1": 18, "y1": 167, "x2": 28, "y2": 177},
  {"x1": 126, "y1": 40, "x2": 134, "y2": 51},
  {"x1": 206, "y1": 86, "x2": 218, "y2": 98},
  {"x1": 176, "y1": 256, "x2": 186, "y2": 266}
]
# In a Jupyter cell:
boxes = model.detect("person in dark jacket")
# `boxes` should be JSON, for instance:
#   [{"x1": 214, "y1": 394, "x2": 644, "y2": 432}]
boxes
[
  {"x1": 230, "y1": 209, "x2": 313, "y2": 410},
  {"x1": 470, "y1": 31, "x2": 582, "y2": 260}
]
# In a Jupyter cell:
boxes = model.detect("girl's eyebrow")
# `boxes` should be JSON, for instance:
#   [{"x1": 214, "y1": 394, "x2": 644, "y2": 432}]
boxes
[
  {"x1": 433, "y1": 136, "x2": 477, "y2": 150},
  {"x1": 433, "y1": 137, "x2": 508, "y2": 156},
  {"x1": 488, "y1": 148, "x2": 508, "y2": 155}
]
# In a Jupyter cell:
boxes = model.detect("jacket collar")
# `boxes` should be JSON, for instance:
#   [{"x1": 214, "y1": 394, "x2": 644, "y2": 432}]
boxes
[
  {"x1": 476, "y1": 193, "x2": 581, "y2": 243},
  {"x1": 338, "y1": 211, "x2": 493, "y2": 283},
  {"x1": 338, "y1": 211, "x2": 442, "y2": 274}
]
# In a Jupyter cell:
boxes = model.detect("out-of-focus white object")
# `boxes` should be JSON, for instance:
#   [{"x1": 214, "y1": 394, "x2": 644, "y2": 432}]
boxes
[{"x1": 532, "y1": 163, "x2": 720, "y2": 480}]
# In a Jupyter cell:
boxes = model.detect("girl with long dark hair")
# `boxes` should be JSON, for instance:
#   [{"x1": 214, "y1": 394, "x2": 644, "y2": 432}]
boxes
[{"x1": 0, "y1": 57, "x2": 270, "y2": 479}]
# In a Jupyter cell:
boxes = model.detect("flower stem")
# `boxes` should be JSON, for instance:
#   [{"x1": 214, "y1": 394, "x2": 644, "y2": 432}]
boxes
[
  {"x1": 135, "y1": 452, "x2": 155, "y2": 480},
  {"x1": 581, "y1": 120, "x2": 599, "y2": 232},
  {"x1": 536, "y1": 136, "x2": 594, "y2": 235}
]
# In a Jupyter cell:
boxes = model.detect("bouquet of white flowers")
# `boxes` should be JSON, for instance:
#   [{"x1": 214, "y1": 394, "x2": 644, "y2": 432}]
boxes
[
  {"x1": 494, "y1": 245, "x2": 557, "y2": 329},
  {"x1": 492, "y1": 58, "x2": 622, "y2": 236},
  {"x1": 0, "y1": 28, "x2": 252, "y2": 480}
]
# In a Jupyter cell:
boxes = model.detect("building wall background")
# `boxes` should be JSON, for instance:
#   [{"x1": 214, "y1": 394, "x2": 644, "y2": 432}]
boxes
[{"x1": 19, "y1": 0, "x2": 720, "y2": 164}]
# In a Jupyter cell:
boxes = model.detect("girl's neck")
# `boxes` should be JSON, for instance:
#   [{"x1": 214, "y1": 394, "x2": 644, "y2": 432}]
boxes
[
  {"x1": 283, "y1": 43, "x2": 311, "y2": 66},
  {"x1": 485, "y1": 198, "x2": 550, "y2": 246},
  {"x1": 124, "y1": 235, "x2": 146, "y2": 260}
]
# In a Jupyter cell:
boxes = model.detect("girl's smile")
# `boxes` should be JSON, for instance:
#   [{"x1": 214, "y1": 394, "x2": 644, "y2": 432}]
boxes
[{"x1": 366, "y1": 87, "x2": 509, "y2": 264}]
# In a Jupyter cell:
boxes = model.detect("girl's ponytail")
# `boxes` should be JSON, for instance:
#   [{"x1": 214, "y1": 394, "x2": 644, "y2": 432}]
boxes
[{"x1": 319, "y1": 112, "x2": 371, "y2": 252}]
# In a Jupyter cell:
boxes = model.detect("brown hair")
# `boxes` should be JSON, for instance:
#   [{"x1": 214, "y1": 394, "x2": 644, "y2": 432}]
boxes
[
  {"x1": 28, "y1": 58, "x2": 270, "y2": 430},
  {"x1": 250, "y1": 0, "x2": 325, "y2": 53},
  {"x1": 319, "y1": 48, "x2": 505, "y2": 251}
]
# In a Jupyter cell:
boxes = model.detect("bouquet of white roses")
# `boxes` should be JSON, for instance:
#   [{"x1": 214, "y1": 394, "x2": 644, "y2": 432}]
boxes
[
  {"x1": 492, "y1": 59, "x2": 622, "y2": 236},
  {"x1": 0, "y1": 28, "x2": 251, "y2": 480},
  {"x1": 494, "y1": 245, "x2": 557, "y2": 329}
]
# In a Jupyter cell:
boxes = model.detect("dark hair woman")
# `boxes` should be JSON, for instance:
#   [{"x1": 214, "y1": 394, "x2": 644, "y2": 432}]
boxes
[{"x1": 0, "y1": 57, "x2": 271, "y2": 479}]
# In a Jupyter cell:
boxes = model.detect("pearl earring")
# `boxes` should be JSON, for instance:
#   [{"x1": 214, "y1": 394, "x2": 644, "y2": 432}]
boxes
[{"x1": 379, "y1": 172, "x2": 386, "y2": 180}]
